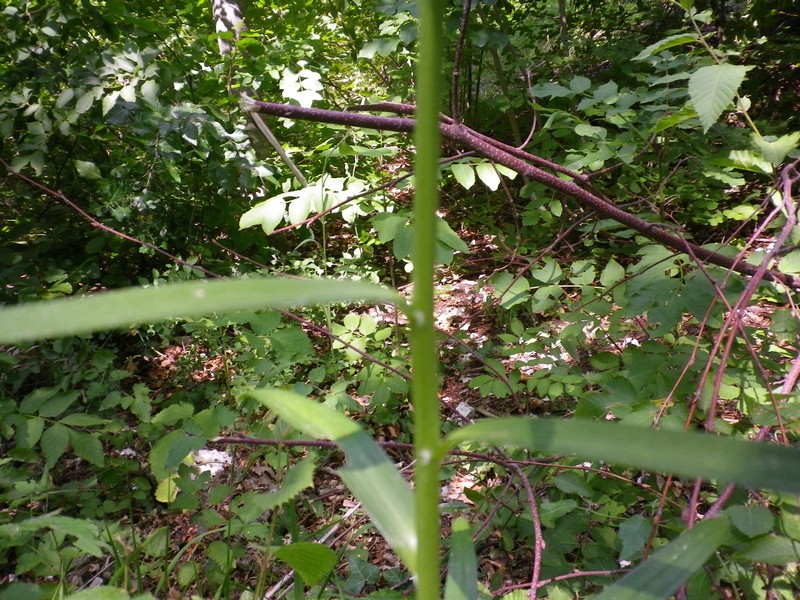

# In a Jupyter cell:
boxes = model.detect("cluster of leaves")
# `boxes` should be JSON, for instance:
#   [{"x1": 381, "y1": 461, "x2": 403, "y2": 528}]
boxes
[{"x1": 2, "y1": 0, "x2": 800, "y2": 598}]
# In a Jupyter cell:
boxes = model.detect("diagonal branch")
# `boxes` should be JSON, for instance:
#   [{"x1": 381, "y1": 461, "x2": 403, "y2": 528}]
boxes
[{"x1": 244, "y1": 96, "x2": 800, "y2": 289}]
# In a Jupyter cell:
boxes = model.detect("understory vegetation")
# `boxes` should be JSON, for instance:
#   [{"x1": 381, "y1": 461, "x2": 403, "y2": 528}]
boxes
[{"x1": 2, "y1": 0, "x2": 800, "y2": 598}]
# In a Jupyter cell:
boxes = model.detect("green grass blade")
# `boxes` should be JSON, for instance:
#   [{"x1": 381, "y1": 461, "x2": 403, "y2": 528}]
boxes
[
  {"x1": 445, "y1": 418, "x2": 800, "y2": 494},
  {"x1": 246, "y1": 389, "x2": 417, "y2": 574},
  {"x1": 594, "y1": 516, "x2": 733, "y2": 600},
  {"x1": 444, "y1": 517, "x2": 477, "y2": 600},
  {"x1": 0, "y1": 277, "x2": 403, "y2": 344}
]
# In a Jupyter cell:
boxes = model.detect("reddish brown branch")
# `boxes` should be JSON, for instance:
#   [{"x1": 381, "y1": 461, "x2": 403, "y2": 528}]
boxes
[{"x1": 246, "y1": 98, "x2": 800, "y2": 289}]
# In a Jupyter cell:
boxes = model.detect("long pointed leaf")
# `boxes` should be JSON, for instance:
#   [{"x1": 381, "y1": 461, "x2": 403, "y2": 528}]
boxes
[
  {"x1": 594, "y1": 516, "x2": 733, "y2": 600},
  {"x1": 445, "y1": 418, "x2": 800, "y2": 494},
  {"x1": 0, "y1": 277, "x2": 403, "y2": 344},
  {"x1": 245, "y1": 389, "x2": 417, "y2": 574},
  {"x1": 444, "y1": 517, "x2": 477, "y2": 600}
]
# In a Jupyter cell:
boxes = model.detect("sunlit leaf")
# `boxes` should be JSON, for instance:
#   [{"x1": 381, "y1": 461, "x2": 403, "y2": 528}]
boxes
[
  {"x1": 240, "y1": 195, "x2": 287, "y2": 234},
  {"x1": 445, "y1": 417, "x2": 800, "y2": 494},
  {"x1": 0, "y1": 277, "x2": 402, "y2": 344},
  {"x1": 689, "y1": 64, "x2": 751, "y2": 132},
  {"x1": 246, "y1": 389, "x2": 418, "y2": 574},
  {"x1": 275, "y1": 542, "x2": 337, "y2": 587},
  {"x1": 450, "y1": 163, "x2": 475, "y2": 190},
  {"x1": 632, "y1": 33, "x2": 699, "y2": 61}
]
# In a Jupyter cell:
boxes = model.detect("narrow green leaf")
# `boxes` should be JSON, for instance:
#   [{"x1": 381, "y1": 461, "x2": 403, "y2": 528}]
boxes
[
  {"x1": 689, "y1": 64, "x2": 751, "y2": 133},
  {"x1": 247, "y1": 389, "x2": 418, "y2": 574},
  {"x1": 594, "y1": 516, "x2": 732, "y2": 600},
  {"x1": 64, "y1": 586, "x2": 129, "y2": 599},
  {"x1": 445, "y1": 417, "x2": 800, "y2": 494},
  {"x1": 0, "y1": 277, "x2": 403, "y2": 344},
  {"x1": 444, "y1": 517, "x2": 477, "y2": 600},
  {"x1": 274, "y1": 542, "x2": 337, "y2": 587}
]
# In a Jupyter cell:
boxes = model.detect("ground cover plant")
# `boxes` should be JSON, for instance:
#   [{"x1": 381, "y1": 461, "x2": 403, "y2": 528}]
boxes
[{"x1": 1, "y1": 0, "x2": 800, "y2": 598}]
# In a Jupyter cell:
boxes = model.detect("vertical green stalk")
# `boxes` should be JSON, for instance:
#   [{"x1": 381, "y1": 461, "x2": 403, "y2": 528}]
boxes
[{"x1": 411, "y1": 1, "x2": 445, "y2": 599}]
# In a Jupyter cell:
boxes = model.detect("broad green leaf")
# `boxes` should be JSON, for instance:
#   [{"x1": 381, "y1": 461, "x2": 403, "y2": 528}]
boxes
[
  {"x1": 779, "y1": 250, "x2": 800, "y2": 275},
  {"x1": 239, "y1": 196, "x2": 286, "y2": 234},
  {"x1": 72, "y1": 160, "x2": 103, "y2": 179},
  {"x1": 574, "y1": 123, "x2": 607, "y2": 139},
  {"x1": 75, "y1": 90, "x2": 95, "y2": 114},
  {"x1": 632, "y1": 33, "x2": 699, "y2": 61},
  {"x1": 246, "y1": 389, "x2": 417, "y2": 574},
  {"x1": 55, "y1": 88, "x2": 74, "y2": 109},
  {"x1": 752, "y1": 132, "x2": 800, "y2": 166},
  {"x1": 140, "y1": 80, "x2": 159, "y2": 107},
  {"x1": 231, "y1": 454, "x2": 317, "y2": 520},
  {"x1": 274, "y1": 542, "x2": 337, "y2": 587},
  {"x1": 444, "y1": 417, "x2": 800, "y2": 494},
  {"x1": 733, "y1": 535, "x2": 800, "y2": 564},
  {"x1": 0, "y1": 514, "x2": 109, "y2": 557},
  {"x1": 288, "y1": 193, "x2": 312, "y2": 224},
  {"x1": 119, "y1": 83, "x2": 137, "y2": 103},
  {"x1": 69, "y1": 429, "x2": 105, "y2": 467},
  {"x1": 651, "y1": 105, "x2": 698, "y2": 133},
  {"x1": 475, "y1": 162, "x2": 501, "y2": 191},
  {"x1": 372, "y1": 213, "x2": 409, "y2": 243},
  {"x1": 728, "y1": 149, "x2": 773, "y2": 174},
  {"x1": 444, "y1": 517, "x2": 477, "y2": 600},
  {"x1": 0, "y1": 277, "x2": 403, "y2": 344},
  {"x1": 619, "y1": 514, "x2": 650, "y2": 561},
  {"x1": 450, "y1": 163, "x2": 475, "y2": 189},
  {"x1": 149, "y1": 430, "x2": 204, "y2": 480},
  {"x1": 358, "y1": 38, "x2": 401, "y2": 59},
  {"x1": 41, "y1": 423, "x2": 70, "y2": 468},
  {"x1": 155, "y1": 475, "x2": 179, "y2": 503},
  {"x1": 102, "y1": 91, "x2": 119, "y2": 116},
  {"x1": 727, "y1": 505, "x2": 774, "y2": 538},
  {"x1": 594, "y1": 516, "x2": 733, "y2": 600},
  {"x1": 38, "y1": 390, "x2": 80, "y2": 417},
  {"x1": 688, "y1": 64, "x2": 751, "y2": 133},
  {"x1": 436, "y1": 218, "x2": 468, "y2": 252},
  {"x1": 600, "y1": 259, "x2": 625, "y2": 287},
  {"x1": 490, "y1": 273, "x2": 530, "y2": 309},
  {"x1": 569, "y1": 76, "x2": 591, "y2": 93}
]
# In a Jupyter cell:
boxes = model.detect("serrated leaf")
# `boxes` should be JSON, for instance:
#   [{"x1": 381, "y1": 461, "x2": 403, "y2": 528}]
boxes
[
  {"x1": 728, "y1": 149, "x2": 773, "y2": 174},
  {"x1": 75, "y1": 90, "x2": 95, "y2": 114},
  {"x1": 41, "y1": 423, "x2": 70, "y2": 468},
  {"x1": 475, "y1": 162, "x2": 501, "y2": 191},
  {"x1": 727, "y1": 505, "x2": 774, "y2": 538},
  {"x1": 450, "y1": 163, "x2": 475, "y2": 189},
  {"x1": 69, "y1": 429, "x2": 105, "y2": 466},
  {"x1": 689, "y1": 64, "x2": 751, "y2": 133},
  {"x1": 752, "y1": 132, "x2": 800, "y2": 166},
  {"x1": 275, "y1": 542, "x2": 337, "y2": 587},
  {"x1": 632, "y1": 33, "x2": 699, "y2": 61},
  {"x1": 239, "y1": 196, "x2": 286, "y2": 234},
  {"x1": 733, "y1": 535, "x2": 800, "y2": 564},
  {"x1": 74, "y1": 160, "x2": 102, "y2": 180}
]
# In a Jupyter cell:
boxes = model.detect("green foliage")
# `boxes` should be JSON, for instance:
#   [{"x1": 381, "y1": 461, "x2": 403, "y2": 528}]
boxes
[{"x1": 2, "y1": 0, "x2": 800, "y2": 597}]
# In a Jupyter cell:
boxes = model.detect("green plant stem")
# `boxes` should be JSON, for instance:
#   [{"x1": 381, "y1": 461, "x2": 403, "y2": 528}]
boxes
[{"x1": 410, "y1": 1, "x2": 445, "y2": 599}]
